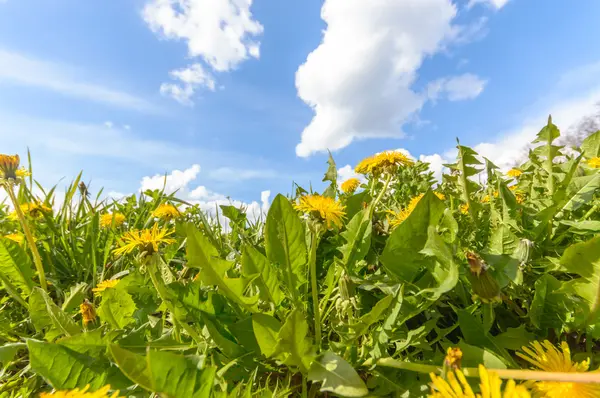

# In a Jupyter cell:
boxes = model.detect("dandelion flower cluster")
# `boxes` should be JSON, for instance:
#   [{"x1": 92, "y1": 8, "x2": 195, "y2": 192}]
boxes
[
  {"x1": 92, "y1": 279, "x2": 120, "y2": 295},
  {"x1": 4, "y1": 233, "x2": 24, "y2": 244},
  {"x1": 295, "y1": 194, "x2": 345, "y2": 229},
  {"x1": 10, "y1": 202, "x2": 52, "y2": 220},
  {"x1": 507, "y1": 168, "x2": 523, "y2": 178},
  {"x1": 40, "y1": 384, "x2": 120, "y2": 398},
  {"x1": 517, "y1": 340, "x2": 600, "y2": 397},
  {"x1": 388, "y1": 194, "x2": 424, "y2": 228},
  {"x1": 113, "y1": 224, "x2": 175, "y2": 257},
  {"x1": 340, "y1": 178, "x2": 361, "y2": 194},
  {"x1": 152, "y1": 204, "x2": 180, "y2": 220},
  {"x1": 100, "y1": 213, "x2": 126, "y2": 228},
  {"x1": 355, "y1": 151, "x2": 413, "y2": 175},
  {"x1": 586, "y1": 157, "x2": 600, "y2": 168},
  {"x1": 429, "y1": 365, "x2": 530, "y2": 398},
  {"x1": 460, "y1": 203, "x2": 470, "y2": 215}
]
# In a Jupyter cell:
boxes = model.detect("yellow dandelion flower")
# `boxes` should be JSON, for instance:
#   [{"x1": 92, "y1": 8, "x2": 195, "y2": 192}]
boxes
[
  {"x1": 509, "y1": 185, "x2": 518, "y2": 191},
  {"x1": 482, "y1": 195, "x2": 491, "y2": 203},
  {"x1": 0, "y1": 154, "x2": 20, "y2": 179},
  {"x1": 429, "y1": 365, "x2": 530, "y2": 398},
  {"x1": 4, "y1": 233, "x2": 24, "y2": 244},
  {"x1": 445, "y1": 347, "x2": 463, "y2": 370},
  {"x1": 152, "y1": 204, "x2": 181, "y2": 220},
  {"x1": 517, "y1": 340, "x2": 600, "y2": 397},
  {"x1": 92, "y1": 279, "x2": 120, "y2": 296},
  {"x1": 460, "y1": 203, "x2": 469, "y2": 215},
  {"x1": 434, "y1": 192, "x2": 446, "y2": 201},
  {"x1": 516, "y1": 194, "x2": 525, "y2": 204},
  {"x1": 14, "y1": 202, "x2": 52, "y2": 219},
  {"x1": 113, "y1": 223, "x2": 175, "y2": 257},
  {"x1": 340, "y1": 178, "x2": 361, "y2": 194},
  {"x1": 40, "y1": 384, "x2": 121, "y2": 398},
  {"x1": 586, "y1": 157, "x2": 600, "y2": 168},
  {"x1": 100, "y1": 213, "x2": 126, "y2": 228},
  {"x1": 15, "y1": 168, "x2": 30, "y2": 178},
  {"x1": 507, "y1": 168, "x2": 523, "y2": 178},
  {"x1": 295, "y1": 195, "x2": 345, "y2": 229},
  {"x1": 79, "y1": 300, "x2": 96, "y2": 325},
  {"x1": 388, "y1": 194, "x2": 423, "y2": 228},
  {"x1": 355, "y1": 151, "x2": 414, "y2": 175}
]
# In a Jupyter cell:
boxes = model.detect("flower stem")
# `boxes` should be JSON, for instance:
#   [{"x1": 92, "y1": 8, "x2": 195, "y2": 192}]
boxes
[
  {"x1": 370, "y1": 173, "x2": 393, "y2": 217},
  {"x1": 309, "y1": 230, "x2": 322, "y2": 349},
  {"x1": 4, "y1": 183, "x2": 47, "y2": 292}
]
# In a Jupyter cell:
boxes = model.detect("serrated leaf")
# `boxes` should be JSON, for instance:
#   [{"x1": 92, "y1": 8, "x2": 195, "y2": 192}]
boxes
[
  {"x1": 0, "y1": 343, "x2": 24, "y2": 364},
  {"x1": 264, "y1": 195, "x2": 307, "y2": 303},
  {"x1": 272, "y1": 309, "x2": 314, "y2": 373},
  {"x1": 561, "y1": 174, "x2": 600, "y2": 212},
  {"x1": 308, "y1": 351, "x2": 368, "y2": 397},
  {"x1": 529, "y1": 274, "x2": 569, "y2": 330},
  {"x1": 581, "y1": 130, "x2": 600, "y2": 158},
  {"x1": 0, "y1": 238, "x2": 35, "y2": 297},
  {"x1": 338, "y1": 209, "x2": 372, "y2": 274},
  {"x1": 350, "y1": 295, "x2": 393, "y2": 337},
  {"x1": 417, "y1": 226, "x2": 458, "y2": 299},
  {"x1": 62, "y1": 282, "x2": 88, "y2": 312},
  {"x1": 494, "y1": 325, "x2": 535, "y2": 351},
  {"x1": 97, "y1": 287, "x2": 136, "y2": 329},
  {"x1": 241, "y1": 245, "x2": 284, "y2": 306},
  {"x1": 252, "y1": 313, "x2": 281, "y2": 358},
  {"x1": 458, "y1": 341, "x2": 507, "y2": 369},
  {"x1": 201, "y1": 313, "x2": 246, "y2": 358},
  {"x1": 29, "y1": 288, "x2": 80, "y2": 340}
]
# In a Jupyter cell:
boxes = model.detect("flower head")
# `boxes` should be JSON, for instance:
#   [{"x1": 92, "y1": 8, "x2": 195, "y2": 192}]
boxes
[
  {"x1": 113, "y1": 224, "x2": 175, "y2": 257},
  {"x1": 295, "y1": 195, "x2": 345, "y2": 229},
  {"x1": 152, "y1": 204, "x2": 181, "y2": 220},
  {"x1": 0, "y1": 154, "x2": 20, "y2": 180},
  {"x1": 100, "y1": 213, "x2": 126, "y2": 228},
  {"x1": 80, "y1": 300, "x2": 96, "y2": 325},
  {"x1": 507, "y1": 168, "x2": 523, "y2": 178},
  {"x1": 586, "y1": 157, "x2": 600, "y2": 168},
  {"x1": 517, "y1": 340, "x2": 600, "y2": 398},
  {"x1": 429, "y1": 365, "x2": 530, "y2": 398},
  {"x1": 40, "y1": 384, "x2": 120, "y2": 398},
  {"x1": 460, "y1": 203, "x2": 469, "y2": 215},
  {"x1": 92, "y1": 279, "x2": 120, "y2": 296},
  {"x1": 445, "y1": 347, "x2": 463, "y2": 370},
  {"x1": 434, "y1": 192, "x2": 446, "y2": 201},
  {"x1": 388, "y1": 194, "x2": 423, "y2": 228},
  {"x1": 13, "y1": 202, "x2": 52, "y2": 220},
  {"x1": 355, "y1": 151, "x2": 413, "y2": 175},
  {"x1": 340, "y1": 178, "x2": 361, "y2": 194},
  {"x1": 4, "y1": 233, "x2": 24, "y2": 244}
]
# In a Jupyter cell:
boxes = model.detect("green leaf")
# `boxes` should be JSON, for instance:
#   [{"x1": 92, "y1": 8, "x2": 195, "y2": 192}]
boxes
[
  {"x1": 338, "y1": 209, "x2": 372, "y2": 274},
  {"x1": 561, "y1": 220, "x2": 600, "y2": 234},
  {"x1": 381, "y1": 190, "x2": 446, "y2": 282},
  {"x1": 494, "y1": 325, "x2": 535, "y2": 351},
  {"x1": 0, "y1": 343, "x2": 25, "y2": 365},
  {"x1": 29, "y1": 288, "x2": 80, "y2": 340},
  {"x1": 167, "y1": 281, "x2": 219, "y2": 321},
  {"x1": 109, "y1": 345, "x2": 215, "y2": 398},
  {"x1": 62, "y1": 282, "x2": 88, "y2": 312},
  {"x1": 350, "y1": 295, "x2": 394, "y2": 337},
  {"x1": 581, "y1": 130, "x2": 600, "y2": 158},
  {"x1": 529, "y1": 274, "x2": 569, "y2": 330},
  {"x1": 322, "y1": 151, "x2": 337, "y2": 198},
  {"x1": 264, "y1": 195, "x2": 307, "y2": 302},
  {"x1": 308, "y1": 351, "x2": 368, "y2": 397},
  {"x1": 458, "y1": 341, "x2": 507, "y2": 369},
  {"x1": 97, "y1": 287, "x2": 136, "y2": 329},
  {"x1": 28, "y1": 339, "x2": 130, "y2": 391},
  {"x1": 561, "y1": 174, "x2": 600, "y2": 212},
  {"x1": 0, "y1": 238, "x2": 35, "y2": 297},
  {"x1": 241, "y1": 245, "x2": 284, "y2": 306},
  {"x1": 345, "y1": 191, "x2": 370, "y2": 221},
  {"x1": 252, "y1": 313, "x2": 281, "y2": 358},
  {"x1": 201, "y1": 313, "x2": 246, "y2": 358},
  {"x1": 220, "y1": 205, "x2": 247, "y2": 225},
  {"x1": 273, "y1": 309, "x2": 315, "y2": 373},
  {"x1": 186, "y1": 224, "x2": 258, "y2": 312},
  {"x1": 417, "y1": 226, "x2": 458, "y2": 299}
]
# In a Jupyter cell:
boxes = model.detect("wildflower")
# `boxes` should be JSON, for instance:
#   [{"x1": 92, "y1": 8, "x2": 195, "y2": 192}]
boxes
[
  {"x1": 509, "y1": 185, "x2": 518, "y2": 191},
  {"x1": 482, "y1": 195, "x2": 490, "y2": 203},
  {"x1": 517, "y1": 340, "x2": 600, "y2": 398},
  {"x1": 444, "y1": 347, "x2": 463, "y2": 370},
  {"x1": 152, "y1": 204, "x2": 181, "y2": 220},
  {"x1": 434, "y1": 192, "x2": 446, "y2": 201},
  {"x1": 388, "y1": 194, "x2": 424, "y2": 228},
  {"x1": 12, "y1": 202, "x2": 52, "y2": 220},
  {"x1": 92, "y1": 279, "x2": 120, "y2": 296},
  {"x1": 15, "y1": 168, "x2": 30, "y2": 178},
  {"x1": 516, "y1": 194, "x2": 525, "y2": 204},
  {"x1": 355, "y1": 151, "x2": 413, "y2": 175},
  {"x1": 100, "y1": 213, "x2": 126, "y2": 228},
  {"x1": 460, "y1": 203, "x2": 469, "y2": 215},
  {"x1": 340, "y1": 178, "x2": 360, "y2": 194},
  {"x1": 0, "y1": 154, "x2": 20, "y2": 180},
  {"x1": 295, "y1": 194, "x2": 345, "y2": 229},
  {"x1": 429, "y1": 365, "x2": 530, "y2": 398},
  {"x1": 586, "y1": 157, "x2": 600, "y2": 168},
  {"x1": 113, "y1": 223, "x2": 175, "y2": 257},
  {"x1": 4, "y1": 233, "x2": 24, "y2": 244},
  {"x1": 507, "y1": 168, "x2": 523, "y2": 178},
  {"x1": 40, "y1": 384, "x2": 120, "y2": 398},
  {"x1": 80, "y1": 300, "x2": 96, "y2": 325}
]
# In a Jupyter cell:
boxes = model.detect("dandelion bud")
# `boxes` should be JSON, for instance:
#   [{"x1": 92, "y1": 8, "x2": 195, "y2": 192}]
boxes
[
  {"x1": 514, "y1": 239, "x2": 533, "y2": 264},
  {"x1": 444, "y1": 347, "x2": 463, "y2": 370},
  {"x1": 0, "y1": 154, "x2": 20, "y2": 180},
  {"x1": 466, "y1": 252, "x2": 501, "y2": 302}
]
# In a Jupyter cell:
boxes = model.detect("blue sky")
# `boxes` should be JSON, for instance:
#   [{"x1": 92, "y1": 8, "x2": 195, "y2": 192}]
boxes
[{"x1": 1, "y1": 0, "x2": 599, "y2": 211}]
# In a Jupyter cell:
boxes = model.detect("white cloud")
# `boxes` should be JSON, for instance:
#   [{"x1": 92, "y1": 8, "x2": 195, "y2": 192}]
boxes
[
  {"x1": 143, "y1": 0, "x2": 263, "y2": 104},
  {"x1": 0, "y1": 49, "x2": 158, "y2": 112},
  {"x1": 337, "y1": 164, "x2": 364, "y2": 185},
  {"x1": 160, "y1": 63, "x2": 216, "y2": 105},
  {"x1": 208, "y1": 167, "x2": 278, "y2": 182},
  {"x1": 294, "y1": 0, "x2": 490, "y2": 157},
  {"x1": 468, "y1": 0, "x2": 510, "y2": 10},
  {"x1": 140, "y1": 164, "x2": 201, "y2": 193},
  {"x1": 419, "y1": 154, "x2": 448, "y2": 181},
  {"x1": 189, "y1": 185, "x2": 226, "y2": 201},
  {"x1": 428, "y1": 73, "x2": 487, "y2": 101},
  {"x1": 104, "y1": 121, "x2": 114, "y2": 128},
  {"x1": 123, "y1": 125, "x2": 131, "y2": 130}
]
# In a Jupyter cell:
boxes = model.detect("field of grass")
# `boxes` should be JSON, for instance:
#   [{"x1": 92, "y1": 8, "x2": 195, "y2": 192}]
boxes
[{"x1": 0, "y1": 117, "x2": 599, "y2": 397}]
